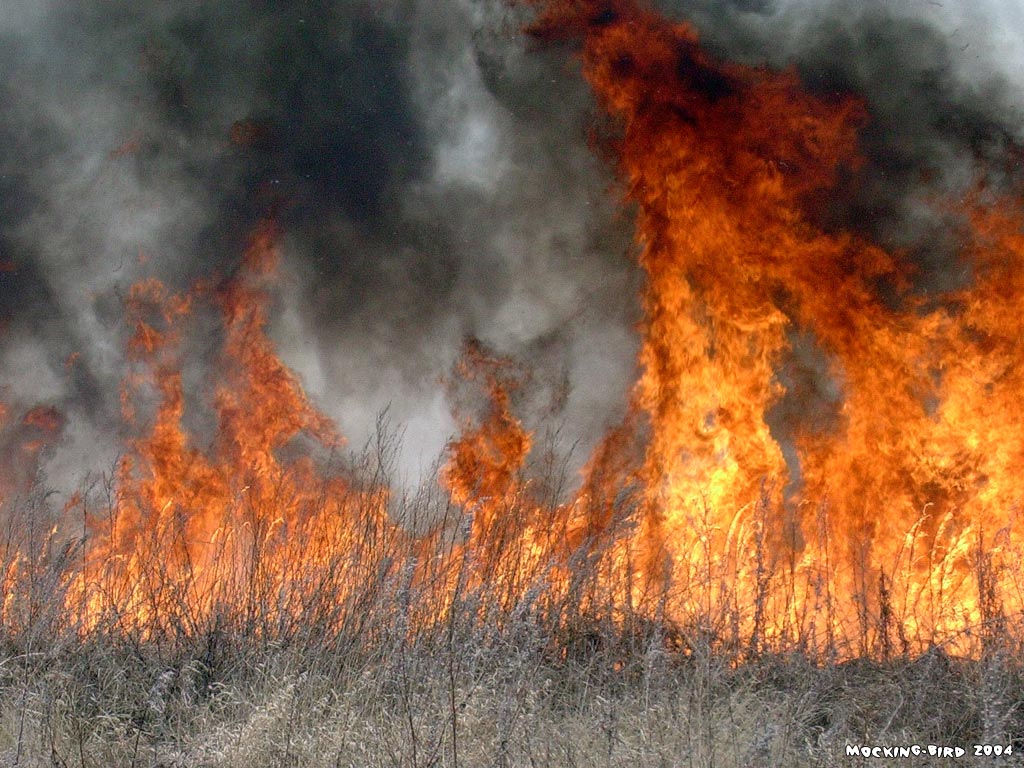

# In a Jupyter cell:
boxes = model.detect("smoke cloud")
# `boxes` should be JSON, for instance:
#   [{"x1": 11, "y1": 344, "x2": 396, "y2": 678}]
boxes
[
  {"x1": 0, "y1": 0, "x2": 640, "y2": 492},
  {"x1": 1, "y1": 0, "x2": 1022, "y2": 495}
]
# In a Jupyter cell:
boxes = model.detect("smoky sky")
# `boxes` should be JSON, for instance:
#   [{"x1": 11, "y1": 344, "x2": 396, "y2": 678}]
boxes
[
  {"x1": 0, "y1": 0, "x2": 640, "y2": 492},
  {"x1": 1, "y1": 0, "x2": 1023, "y2": 495}
]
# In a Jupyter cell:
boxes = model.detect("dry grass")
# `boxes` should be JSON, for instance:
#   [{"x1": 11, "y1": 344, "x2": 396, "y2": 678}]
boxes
[
  {"x1": 1, "y1": 644, "x2": 1023, "y2": 767},
  {"x1": 1, "y1": 435, "x2": 1023, "y2": 767}
]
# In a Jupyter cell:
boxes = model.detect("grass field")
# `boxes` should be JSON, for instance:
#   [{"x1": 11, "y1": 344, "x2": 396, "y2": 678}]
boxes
[
  {"x1": 1, "y1": 446, "x2": 1022, "y2": 768},
  {"x1": 1, "y1": 610, "x2": 1022, "y2": 766}
]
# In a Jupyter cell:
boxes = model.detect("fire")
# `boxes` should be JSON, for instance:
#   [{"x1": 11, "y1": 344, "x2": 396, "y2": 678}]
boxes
[
  {"x1": 68, "y1": 220, "x2": 394, "y2": 638},
  {"x1": 442, "y1": 339, "x2": 532, "y2": 539},
  {"x1": 521, "y1": 0, "x2": 1024, "y2": 656},
  {"x1": 0, "y1": 399, "x2": 66, "y2": 635},
  {"x1": 1, "y1": 0, "x2": 1022, "y2": 661}
]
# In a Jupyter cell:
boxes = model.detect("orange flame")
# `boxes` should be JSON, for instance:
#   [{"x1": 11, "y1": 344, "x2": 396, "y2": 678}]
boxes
[
  {"x1": 2, "y1": 0, "x2": 1021, "y2": 661},
  {"x1": 70, "y1": 220, "x2": 392, "y2": 638},
  {"x1": 515, "y1": 0, "x2": 1024, "y2": 656}
]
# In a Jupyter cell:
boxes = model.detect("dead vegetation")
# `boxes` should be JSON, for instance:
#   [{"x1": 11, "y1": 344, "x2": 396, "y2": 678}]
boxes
[{"x1": 0, "y1": 434, "x2": 1023, "y2": 768}]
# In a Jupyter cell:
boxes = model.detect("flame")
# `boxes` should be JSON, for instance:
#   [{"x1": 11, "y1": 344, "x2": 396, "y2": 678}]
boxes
[
  {"x1": 68, "y1": 220, "x2": 393, "y2": 637},
  {"x1": 516, "y1": 0, "x2": 1024, "y2": 656},
  {"x1": 1, "y1": 0, "x2": 1021, "y2": 660},
  {"x1": 0, "y1": 399, "x2": 66, "y2": 634}
]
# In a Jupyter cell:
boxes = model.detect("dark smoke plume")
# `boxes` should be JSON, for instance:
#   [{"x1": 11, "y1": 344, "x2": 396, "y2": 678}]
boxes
[{"x1": 0, "y1": 0, "x2": 639, "y2": 491}]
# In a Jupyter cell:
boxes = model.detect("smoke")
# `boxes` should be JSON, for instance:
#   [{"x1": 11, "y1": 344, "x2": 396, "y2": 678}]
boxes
[
  {"x1": 0, "y1": 0, "x2": 639, "y2": 494},
  {"x1": 2, "y1": 0, "x2": 1022, "y2": 496}
]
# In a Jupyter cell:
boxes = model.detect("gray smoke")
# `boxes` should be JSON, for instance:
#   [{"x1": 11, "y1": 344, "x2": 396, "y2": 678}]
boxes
[
  {"x1": 1, "y1": 0, "x2": 1021, "y2": 498},
  {"x1": 0, "y1": 0, "x2": 639, "y2": 495}
]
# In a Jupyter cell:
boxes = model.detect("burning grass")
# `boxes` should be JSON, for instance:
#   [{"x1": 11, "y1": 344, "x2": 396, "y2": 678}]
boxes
[
  {"x1": 1, "y1": 455, "x2": 1024, "y2": 767},
  {"x1": 4, "y1": 0, "x2": 1024, "y2": 764},
  {"x1": 4, "y1": 0, "x2": 1024, "y2": 664},
  {"x1": 2, "y1": 194, "x2": 1024, "y2": 764}
]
